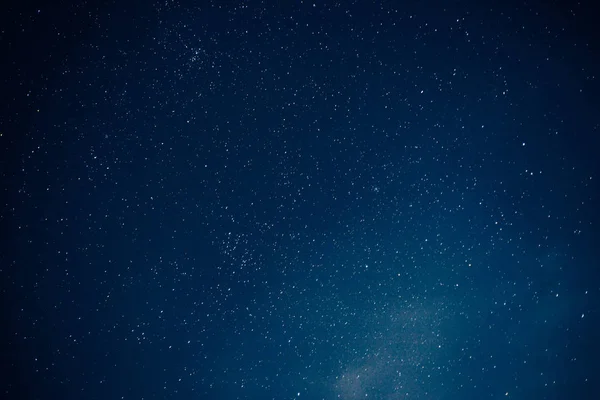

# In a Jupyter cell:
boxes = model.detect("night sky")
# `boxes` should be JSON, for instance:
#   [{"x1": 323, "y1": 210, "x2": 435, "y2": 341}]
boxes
[{"x1": 1, "y1": 1, "x2": 599, "y2": 399}]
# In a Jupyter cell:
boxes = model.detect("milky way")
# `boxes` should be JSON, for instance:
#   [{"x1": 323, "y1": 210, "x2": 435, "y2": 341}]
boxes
[{"x1": 1, "y1": 1, "x2": 598, "y2": 399}]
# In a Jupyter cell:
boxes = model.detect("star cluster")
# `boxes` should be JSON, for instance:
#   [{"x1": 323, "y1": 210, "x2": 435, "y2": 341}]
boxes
[{"x1": 1, "y1": 1, "x2": 598, "y2": 399}]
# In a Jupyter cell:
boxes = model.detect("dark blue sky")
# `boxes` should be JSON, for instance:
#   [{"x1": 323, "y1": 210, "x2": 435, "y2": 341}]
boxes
[{"x1": 1, "y1": 1, "x2": 599, "y2": 399}]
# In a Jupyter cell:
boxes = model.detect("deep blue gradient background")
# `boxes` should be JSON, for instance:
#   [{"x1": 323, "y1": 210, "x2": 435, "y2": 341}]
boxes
[{"x1": 1, "y1": 1, "x2": 599, "y2": 399}]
